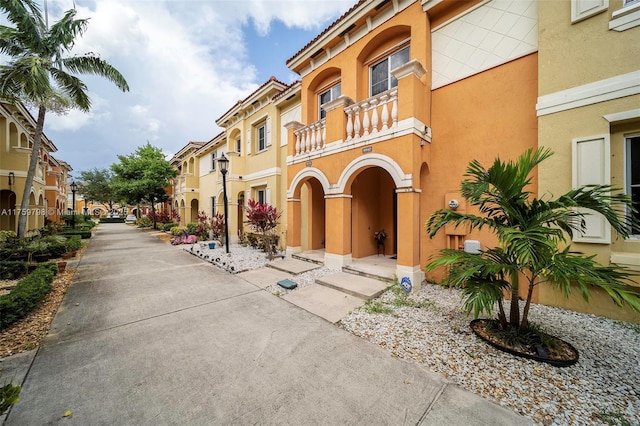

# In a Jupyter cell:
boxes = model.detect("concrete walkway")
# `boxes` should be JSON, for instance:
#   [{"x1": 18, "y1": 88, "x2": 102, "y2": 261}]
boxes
[{"x1": 1, "y1": 223, "x2": 532, "y2": 425}]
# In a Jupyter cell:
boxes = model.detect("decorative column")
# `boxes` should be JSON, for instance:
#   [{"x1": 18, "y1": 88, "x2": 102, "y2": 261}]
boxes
[
  {"x1": 286, "y1": 197, "x2": 302, "y2": 256},
  {"x1": 323, "y1": 194, "x2": 353, "y2": 269},
  {"x1": 395, "y1": 187, "x2": 424, "y2": 293}
]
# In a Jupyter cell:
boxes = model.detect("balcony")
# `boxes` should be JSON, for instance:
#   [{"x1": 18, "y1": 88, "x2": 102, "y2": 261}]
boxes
[{"x1": 287, "y1": 59, "x2": 429, "y2": 165}]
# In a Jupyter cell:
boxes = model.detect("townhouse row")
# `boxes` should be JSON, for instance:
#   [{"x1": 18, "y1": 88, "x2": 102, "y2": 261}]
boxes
[
  {"x1": 173, "y1": 0, "x2": 639, "y2": 322},
  {"x1": 0, "y1": 101, "x2": 75, "y2": 233}
]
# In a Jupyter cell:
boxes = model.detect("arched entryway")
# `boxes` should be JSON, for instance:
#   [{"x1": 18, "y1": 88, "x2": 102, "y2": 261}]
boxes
[
  {"x1": 190, "y1": 199, "x2": 199, "y2": 223},
  {"x1": 350, "y1": 167, "x2": 396, "y2": 258},
  {"x1": 0, "y1": 190, "x2": 16, "y2": 231},
  {"x1": 300, "y1": 177, "x2": 326, "y2": 251}
]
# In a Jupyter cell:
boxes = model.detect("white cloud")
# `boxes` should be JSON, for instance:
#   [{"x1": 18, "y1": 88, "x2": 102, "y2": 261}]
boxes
[{"x1": 37, "y1": 0, "x2": 354, "y2": 172}]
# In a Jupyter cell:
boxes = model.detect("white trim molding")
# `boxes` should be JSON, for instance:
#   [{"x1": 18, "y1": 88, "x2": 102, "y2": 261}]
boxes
[
  {"x1": 610, "y1": 0, "x2": 640, "y2": 31},
  {"x1": 571, "y1": 0, "x2": 608, "y2": 23},
  {"x1": 537, "y1": 71, "x2": 640, "y2": 116}
]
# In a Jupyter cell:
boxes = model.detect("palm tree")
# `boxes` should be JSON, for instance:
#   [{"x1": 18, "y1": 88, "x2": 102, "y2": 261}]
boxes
[
  {"x1": 0, "y1": 0, "x2": 129, "y2": 238},
  {"x1": 425, "y1": 147, "x2": 640, "y2": 334}
]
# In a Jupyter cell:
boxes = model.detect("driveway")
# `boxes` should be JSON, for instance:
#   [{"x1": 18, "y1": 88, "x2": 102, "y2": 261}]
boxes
[{"x1": 3, "y1": 223, "x2": 530, "y2": 425}]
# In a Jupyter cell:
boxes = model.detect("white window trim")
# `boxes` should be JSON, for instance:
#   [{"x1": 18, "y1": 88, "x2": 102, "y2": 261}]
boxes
[
  {"x1": 257, "y1": 123, "x2": 267, "y2": 152},
  {"x1": 610, "y1": 0, "x2": 640, "y2": 30},
  {"x1": 571, "y1": 0, "x2": 608, "y2": 24},
  {"x1": 625, "y1": 133, "x2": 640, "y2": 237},
  {"x1": 369, "y1": 45, "x2": 410, "y2": 97}
]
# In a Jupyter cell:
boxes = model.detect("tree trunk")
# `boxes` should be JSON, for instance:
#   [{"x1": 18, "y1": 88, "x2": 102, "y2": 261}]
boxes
[
  {"x1": 509, "y1": 270, "x2": 520, "y2": 326},
  {"x1": 520, "y1": 279, "x2": 536, "y2": 331},
  {"x1": 17, "y1": 106, "x2": 47, "y2": 239},
  {"x1": 151, "y1": 199, "x2": 157, "y2": 230}
]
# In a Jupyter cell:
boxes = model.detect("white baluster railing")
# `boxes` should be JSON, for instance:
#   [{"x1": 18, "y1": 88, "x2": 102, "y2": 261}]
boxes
[
  {"x1": 293, "y1": 119, "x2": 326, "y2": 156},
  {"x1": 343, "y1": 88, "x2": 398, "y2": 141}
]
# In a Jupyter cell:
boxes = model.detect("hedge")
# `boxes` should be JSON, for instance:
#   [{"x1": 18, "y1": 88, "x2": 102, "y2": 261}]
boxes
[
  {"x1": 0, "y1": 261, "x2": 27, "y2": 280},
  {"x1": 99, "y1": 217, "x2": 125, "y2": 223},
  {"x1": 0, "y1": 262, "x2": 58, "y2": 329},
  {"x1": 61, "y1": 230, "x2": 92, "y2": 239}
]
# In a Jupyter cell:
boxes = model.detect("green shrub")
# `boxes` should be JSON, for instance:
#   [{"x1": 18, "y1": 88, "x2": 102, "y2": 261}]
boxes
[
  {"x1": 0, "y1": 262, "x2": 57, "y2": 329},
  {"x1": 162, "y1": 222, "x2": 176, "y2": 231},
  {"x1": 0, "y1": 231, "x2": 17, "y2": 247},
  {"x1": 0, "y1": 371, "x2": 21, "y2": 415},
  {"x1": 99, "y1": 217, "x2": 125, "y2": 223},
  {"x1": 65, "y1": 235, "x2": 83, "y2": 252},
  {"x1": 186, "y1": 222, "x2": 198, "y2": 235},
  {"x1": 136, "y1": 216, "x2": 153, "y2": 228},
  {"x1": 61, "y1": 230, "x2": 92, "y2": 239},
  {"x1": 0, "y1": 261, "x2": 27, "y2": 280},
  {"x1": 170, "y1": 226, "x2": 186, "y2": 236}
]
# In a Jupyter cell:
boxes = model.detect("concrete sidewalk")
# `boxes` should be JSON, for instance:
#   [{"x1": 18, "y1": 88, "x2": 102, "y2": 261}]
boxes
[{"x1": 1, "y1": 223, "x2": 531, "y2": 425}]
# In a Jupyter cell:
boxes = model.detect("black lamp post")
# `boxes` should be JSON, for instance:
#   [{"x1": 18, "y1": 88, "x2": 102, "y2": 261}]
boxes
[
  {"x1": 70, "y1": 181, "x2": 77, "y2": 229},
  {"x1": 83, "y1": 197, "x2": 88, "y2": 215},
  {"x1": 218, "y1": 153, "x2": 230, "y2": 254}
]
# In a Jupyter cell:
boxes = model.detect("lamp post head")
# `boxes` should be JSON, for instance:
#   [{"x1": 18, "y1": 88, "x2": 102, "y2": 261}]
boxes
[
  {"x1": 70, "y1": 181, "x2": 78, "y2": 193},
  {"x1": 218, "y1": 153, "x2": 229, "y2": 175}
]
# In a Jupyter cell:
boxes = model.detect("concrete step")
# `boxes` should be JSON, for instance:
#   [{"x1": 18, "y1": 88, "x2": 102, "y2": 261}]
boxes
[
  {"x1": 342, "y1": 264, "x2": 395, "y2": 283},
  {"x1": 267, "y1": 258, "x2": 320, "y2": 275},
  {"x1": 236, "y1": 267, "x2": 293, "y2": 289},
  {"x1": 282, "y1": 285, "x2": 366, "y2": 324},
  {"x1": 291, "y1": 252, "x2": 324, "y2": 265},
  {"x1": 316, "y1": 272, "x2": 390, "y2": 300}
]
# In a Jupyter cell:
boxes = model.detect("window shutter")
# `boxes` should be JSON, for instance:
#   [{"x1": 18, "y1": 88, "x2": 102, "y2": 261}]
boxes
[
  {"x1": 246, "y1": 129, "x2": 252, "y2": 155},
  {"x1": 266, "y1": 117, "x2": 272, "y2": 147},
  {"x1": 266, "y1": 187, "x2": 272, "y2": 205},
  {"x1": 572, "y1": 135, "x2": 611, "y2": 243}
]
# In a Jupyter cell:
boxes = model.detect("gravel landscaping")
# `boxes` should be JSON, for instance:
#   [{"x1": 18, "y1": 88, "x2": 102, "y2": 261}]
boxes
[{"x1": 182, "y1": 242, "x2": 640, "y2": 426}]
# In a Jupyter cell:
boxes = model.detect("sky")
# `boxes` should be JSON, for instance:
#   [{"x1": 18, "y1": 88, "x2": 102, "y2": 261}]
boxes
[{"x1": 6, "y1": 0, "x2": 356, "y2": 176}]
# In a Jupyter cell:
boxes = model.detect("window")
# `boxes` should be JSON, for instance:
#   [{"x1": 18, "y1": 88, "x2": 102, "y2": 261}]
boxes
[
  {"x1": 257, "y1": 123, "x2": 267, "y2": 152},
  {"x1": 256, "y1": 188, "x2": 266, "y2": 205},
  {"x1": 370, "y1": 45, "x2": 410, "y2": 96},
  {"x1": 236, "y1": 138, "x2": 241, "y2": 154},
  {"x1": 318, "y1": 83, "x2": 341, "y2": 119},
  {"x1": 211, "y1": 152, "x2": 217, "y2": 171},
  {"x1": 627, "y1": 135, "x2": 640, "y2": 235}
]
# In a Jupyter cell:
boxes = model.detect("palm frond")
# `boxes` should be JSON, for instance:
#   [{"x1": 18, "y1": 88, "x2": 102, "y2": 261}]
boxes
[
  {"x1": 49, "y1": 67, "x2": 90, "y2": 111},
  {"x1": 62, "y1": 56, "x2": 130, "y2": 92},
  {"x1": 46, "y1": 9, "x2": 88, "y2": 53},
  {"x1": 547, "y1": 248, "x2": 640, "y2": 310},
  {"x1": 460, "y1": 278, "x2": 510, "y2": 318},
  {"x1": 425, "y1": 209, "x2": 493, "y2": 238},
  {"x1": 0, "y1": 0, "x2": 45, "y2": 51}
]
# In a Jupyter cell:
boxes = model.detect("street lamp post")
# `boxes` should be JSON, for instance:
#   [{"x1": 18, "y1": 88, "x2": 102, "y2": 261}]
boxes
[
  {"x1": 218, "y1": 153, "x2": 230, "y2": 254},
  {"x1": 70, "y1": 181, "x2": 77, "y2": 229},
  {"x1": 83, "y1": 198, "x2": 88, "y2": 216}
]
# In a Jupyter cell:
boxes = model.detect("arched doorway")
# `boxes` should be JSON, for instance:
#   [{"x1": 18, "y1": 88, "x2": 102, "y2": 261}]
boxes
[
  {"x1": 300, "y1": 178, "x2": 326, "y2": 251},
  {"x1": 190, "y1": 199, "x2": 199, "y2": 223},
  {"x1": 0, "y1": 190, "x2": 16, "y2": 231},
  {"x1": 350, "y1": 167, "x2": 396, "y2": 258}
]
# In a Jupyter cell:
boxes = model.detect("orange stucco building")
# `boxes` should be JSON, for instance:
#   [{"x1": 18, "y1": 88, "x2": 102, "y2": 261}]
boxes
[{"x1": 283, "y1": 0, "x2": 538, "y2": 292}]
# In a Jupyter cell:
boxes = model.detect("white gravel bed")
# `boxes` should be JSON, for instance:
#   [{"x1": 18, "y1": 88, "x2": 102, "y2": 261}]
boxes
[
  {"x1": 178, "y1": 243, "x2": 639, "y2": 425},
  {"x1": 340, "y1": 284, "x2": 640, "y2": 426},
  {"x1": 181, "y1": 241, "x2": 285, "y2": 273}
]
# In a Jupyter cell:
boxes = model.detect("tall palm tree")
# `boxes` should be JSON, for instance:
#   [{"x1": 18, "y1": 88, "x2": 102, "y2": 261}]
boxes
[
  {"x1": 0, "y1": 0, "x2": 129, "y2": 238},
  {"x1": 425, "y1": 148, "x2": 640, "y2": 333}
]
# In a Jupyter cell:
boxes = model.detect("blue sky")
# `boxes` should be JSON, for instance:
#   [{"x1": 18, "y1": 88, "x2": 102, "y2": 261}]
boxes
[{"x1": 11, "y1": 0, "x2": 355, "y2": 175}]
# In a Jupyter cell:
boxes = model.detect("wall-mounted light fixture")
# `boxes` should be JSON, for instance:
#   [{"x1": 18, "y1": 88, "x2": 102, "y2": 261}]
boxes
[{"x1": 8, "y1": 172, "x2": 14, "y2": 187}]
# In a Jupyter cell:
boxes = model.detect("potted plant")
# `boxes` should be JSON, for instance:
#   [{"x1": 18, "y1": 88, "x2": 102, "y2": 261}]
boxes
[{"x1": 374, "y1": 229, "x2": 387, "y2": 256}]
